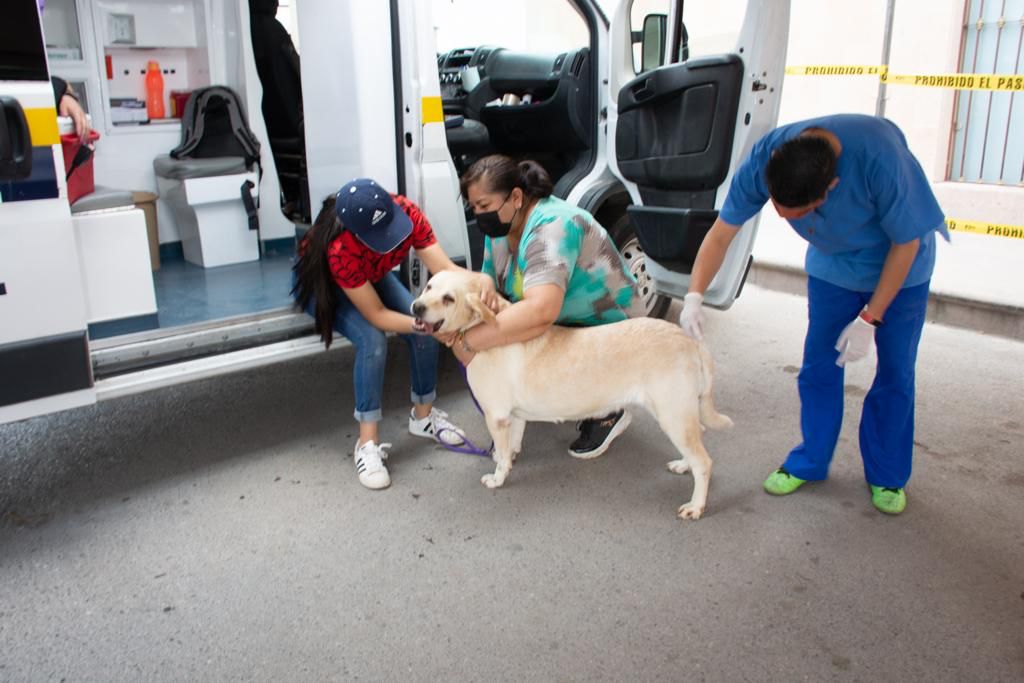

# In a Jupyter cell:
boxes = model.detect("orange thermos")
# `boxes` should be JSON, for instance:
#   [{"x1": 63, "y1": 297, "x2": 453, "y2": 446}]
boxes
[{"x1": 145, "y1": 60, "x2": 165, "y2": 119}]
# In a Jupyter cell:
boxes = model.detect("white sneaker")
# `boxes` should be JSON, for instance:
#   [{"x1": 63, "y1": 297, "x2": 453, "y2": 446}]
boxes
[
  {"x1": 409, "y1": 407, "x2": 467, "y2": 446},
  {"x1": 353, "y1": 440, "x2": 391, "y2": 490}
]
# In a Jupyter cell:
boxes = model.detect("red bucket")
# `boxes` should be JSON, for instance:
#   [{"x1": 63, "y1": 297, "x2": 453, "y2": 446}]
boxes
[{"x1": 60, "y1": 130, "x2": 101, "y2": 205}]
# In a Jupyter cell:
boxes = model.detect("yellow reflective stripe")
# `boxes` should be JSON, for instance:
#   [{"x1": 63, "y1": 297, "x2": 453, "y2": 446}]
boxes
[
  {"x1": 421, "y1": 96, "x2": 444, "y2": 125},
  {"x1": 24, "y1": 107, "x2": 60, "y2": 146},
  {"x1": 946, "y1": 218, "x2": 1024, "y2": 240}
]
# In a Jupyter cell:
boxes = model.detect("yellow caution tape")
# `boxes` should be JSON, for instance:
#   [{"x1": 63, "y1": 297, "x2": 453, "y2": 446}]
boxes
[
  {"x1": 786, "y1": 66, "x2": 1024, "y2": 92},
  {"x1": 946, "y1": 218, "x2": 1024, "y2": 240},
  {"x1": 785, "y1": 65, "x2": 886, "y2": 76},
  {"x1": 421, "y1": 96, "x2": 444, "y2": 125},
  {"x1": 882, "y1": 72, "x2": 1024, "y2": 91}
]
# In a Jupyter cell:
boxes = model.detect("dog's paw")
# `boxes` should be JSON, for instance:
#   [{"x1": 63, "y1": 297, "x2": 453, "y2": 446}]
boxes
[
  {"x1": 667, "y1": 459, "x2": 690, "y2": 475},
  {"x1": 481, "y1": 473, "x2": 506, "y2": 489},
  {"x1": 677, "y1": 502, "x2": 705, "y2": 520}
]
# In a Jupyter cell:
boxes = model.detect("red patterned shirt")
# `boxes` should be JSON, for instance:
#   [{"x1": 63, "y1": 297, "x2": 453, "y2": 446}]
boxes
[{"x1": 325, "y1": 194, "x2": 437, "y2": 289}]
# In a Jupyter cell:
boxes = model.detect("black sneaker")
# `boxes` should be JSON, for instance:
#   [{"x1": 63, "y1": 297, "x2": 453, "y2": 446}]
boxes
[{"x1": 568, "y1": 410, "x2": 632, "y2": 459}]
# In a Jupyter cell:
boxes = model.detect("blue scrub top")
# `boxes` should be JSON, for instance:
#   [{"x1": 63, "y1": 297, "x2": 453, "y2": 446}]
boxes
[{"x1": 720, "y1": 114, "x2": 947, "y2": 292}]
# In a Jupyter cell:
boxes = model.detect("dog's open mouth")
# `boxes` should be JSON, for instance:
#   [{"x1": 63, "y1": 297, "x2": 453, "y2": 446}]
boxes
[{"x1": 415, "y1": 318, "x2": 444, "y2": 332}]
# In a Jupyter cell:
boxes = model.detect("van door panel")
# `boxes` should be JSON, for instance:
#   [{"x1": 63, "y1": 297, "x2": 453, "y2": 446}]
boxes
[
  {"x1": 608, "y1": 0, "x2": 790, "y2": 308},
  {"x1": 615, "y1": 55, "x2": 743, "y2": 195},
  {"x1": 0, "y1": 0, "x2": 95, "y2": 424}
]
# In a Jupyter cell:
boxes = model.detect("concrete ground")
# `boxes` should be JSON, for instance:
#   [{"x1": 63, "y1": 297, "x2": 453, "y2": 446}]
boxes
[{"x1": 1, "y1": 284, "x2": 1022, "y2": 683}]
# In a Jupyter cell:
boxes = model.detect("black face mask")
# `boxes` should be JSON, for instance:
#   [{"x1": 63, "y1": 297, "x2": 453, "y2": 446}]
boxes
[{"x1": 475, "y1": 193, "x2": 518, "y2": 239}]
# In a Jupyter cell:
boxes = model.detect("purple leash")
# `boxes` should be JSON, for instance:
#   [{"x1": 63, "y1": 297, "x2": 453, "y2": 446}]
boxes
[{"x1": 436, "y1": 362, "x2": 493, "y2": 457}]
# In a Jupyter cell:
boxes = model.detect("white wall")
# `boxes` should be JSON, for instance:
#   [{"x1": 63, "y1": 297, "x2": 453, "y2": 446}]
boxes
[{"x1": 753, "y1": 0, "x2": 1024, "y2": 308}]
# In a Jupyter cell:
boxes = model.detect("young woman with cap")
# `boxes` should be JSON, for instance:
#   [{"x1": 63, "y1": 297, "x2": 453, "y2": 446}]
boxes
[
  {"x1": 451, "y1": 155, "x2": 644, "y2": 459},
  {"x1": 292, "y1": 178, "x2": 496, "y2": 490}
]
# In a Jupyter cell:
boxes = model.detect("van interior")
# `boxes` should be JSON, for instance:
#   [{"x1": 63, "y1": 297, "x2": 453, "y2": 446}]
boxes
[{"x1": 46, "y1": 0, "x2": 606, "y2": 347}]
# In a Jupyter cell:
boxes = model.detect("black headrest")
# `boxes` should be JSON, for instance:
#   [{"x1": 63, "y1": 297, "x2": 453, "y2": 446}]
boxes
[{"x1": 249, "y1": 0, "x2": 279, "y2": 16}]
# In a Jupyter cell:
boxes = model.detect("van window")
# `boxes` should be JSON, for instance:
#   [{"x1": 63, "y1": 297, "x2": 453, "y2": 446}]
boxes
[
  {"x1": 432, "y1": 0, "x2": 588, "y2": 53},
  {"x1": 678, "y1": 0, "x2": 746, "y2": 59}
]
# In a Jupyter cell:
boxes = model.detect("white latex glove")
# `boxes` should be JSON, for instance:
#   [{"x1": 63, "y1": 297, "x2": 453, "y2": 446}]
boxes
[
  {"x1": 835, "y1": 315, "x2": 876, "y2": 367},
  {"x1": 678, "y1": 292, "x2": 705, "y2": 341}
]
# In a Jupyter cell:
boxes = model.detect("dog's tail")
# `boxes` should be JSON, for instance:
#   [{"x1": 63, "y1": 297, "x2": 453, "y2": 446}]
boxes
[{"x1": 696, "y1": 342, "x2": 734, "y2": 431}]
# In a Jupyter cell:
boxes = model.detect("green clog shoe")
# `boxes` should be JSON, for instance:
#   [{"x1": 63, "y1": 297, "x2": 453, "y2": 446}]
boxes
[
  {"x1": 763, "y1": 467, "x2": 807, "y2": 496},
  {"x1": 870, "y1": 485, "x2": 907, "y2": 515}
]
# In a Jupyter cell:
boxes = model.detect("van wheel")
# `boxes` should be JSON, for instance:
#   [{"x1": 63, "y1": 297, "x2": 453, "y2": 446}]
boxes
[{"x1": 609, "y1": 214, "x2": 671, "y2": 319}]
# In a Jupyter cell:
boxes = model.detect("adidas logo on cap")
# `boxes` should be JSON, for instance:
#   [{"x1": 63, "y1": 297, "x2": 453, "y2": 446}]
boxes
[{"x1": 371, "y1": 208, "x2": 387, "y2": 225}]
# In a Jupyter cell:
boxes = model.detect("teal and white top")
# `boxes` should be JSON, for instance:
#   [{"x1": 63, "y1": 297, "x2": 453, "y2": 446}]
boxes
[{"x1": 482, "y1": 196, "x2": 643, "y2": 325}]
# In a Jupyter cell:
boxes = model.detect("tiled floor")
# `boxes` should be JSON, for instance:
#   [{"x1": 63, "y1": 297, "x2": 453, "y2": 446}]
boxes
[{"x1": 152, "y1": 252, "x2": 296, "y2": 329}]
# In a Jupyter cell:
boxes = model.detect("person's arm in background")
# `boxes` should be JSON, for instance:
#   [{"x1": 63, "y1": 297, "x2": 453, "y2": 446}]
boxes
[{"x1": 51, "y1": 75, "x2": 90, "y2": 139}]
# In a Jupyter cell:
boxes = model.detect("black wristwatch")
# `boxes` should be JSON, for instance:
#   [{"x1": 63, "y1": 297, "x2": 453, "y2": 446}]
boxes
[{"x1": 859, "y1": 307, "x2": 883, "y2": 327}]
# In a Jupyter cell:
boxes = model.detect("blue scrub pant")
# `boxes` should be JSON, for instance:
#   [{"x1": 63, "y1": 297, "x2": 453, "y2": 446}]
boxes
[{"x1": 782, "y1": 276, "x2": 930, "y2": 488}]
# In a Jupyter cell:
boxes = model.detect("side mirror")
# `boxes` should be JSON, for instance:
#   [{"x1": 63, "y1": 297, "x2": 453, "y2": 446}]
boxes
[{"x1": 640, "y1": 13, "x2": 667, "y2": 73}]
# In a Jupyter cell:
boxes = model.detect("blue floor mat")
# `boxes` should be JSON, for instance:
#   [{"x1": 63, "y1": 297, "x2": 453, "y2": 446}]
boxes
[{"x1": 153, "y1": 253, "x2": 296, "y2": 329}]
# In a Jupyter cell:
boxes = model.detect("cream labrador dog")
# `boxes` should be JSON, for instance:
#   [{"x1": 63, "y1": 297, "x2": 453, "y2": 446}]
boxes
[{"x1": 411, "y1": 270, "x2": 733, "y2": 520}]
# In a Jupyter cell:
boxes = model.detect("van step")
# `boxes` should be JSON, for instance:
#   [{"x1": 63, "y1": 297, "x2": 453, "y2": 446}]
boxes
[{"x1": 90, "y1": 308, "x2": 315, "y2": 379}]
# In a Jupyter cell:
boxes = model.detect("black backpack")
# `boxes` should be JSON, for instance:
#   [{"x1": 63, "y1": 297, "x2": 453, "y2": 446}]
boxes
[
  {"x1": 170, "y1": 86, "x2": 262, "y2": 231},
  {"x1": 171, "y1": 86, "x2": 261, "y2": 169}
]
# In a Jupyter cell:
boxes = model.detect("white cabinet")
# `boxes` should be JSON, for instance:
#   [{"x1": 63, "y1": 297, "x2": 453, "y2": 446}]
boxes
[
  {"x1": 42, "y1": 0, "x2": 86, "y2": 62},
  {"x1": 96, "y1": 1, "x2": 200, "y2": 48}
]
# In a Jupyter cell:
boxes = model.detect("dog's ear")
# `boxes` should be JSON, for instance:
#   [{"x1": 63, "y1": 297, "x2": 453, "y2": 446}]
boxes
[{"x1": 465, "y1": 292, "x2": 497, "y2": 324}]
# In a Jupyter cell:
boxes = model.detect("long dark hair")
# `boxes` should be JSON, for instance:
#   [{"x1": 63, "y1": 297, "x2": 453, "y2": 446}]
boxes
[
  {"x1": 460, "y1": 154, "x2": 553, "y2": 200},
  {"x1": 292, "y1": 196, "x2": 344, "y2": 349}
]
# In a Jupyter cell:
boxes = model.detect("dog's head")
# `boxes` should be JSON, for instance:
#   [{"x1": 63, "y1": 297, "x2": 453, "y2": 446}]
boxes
[{"x1": 410, "y1": 270, "x2": 498, "y2": 334}]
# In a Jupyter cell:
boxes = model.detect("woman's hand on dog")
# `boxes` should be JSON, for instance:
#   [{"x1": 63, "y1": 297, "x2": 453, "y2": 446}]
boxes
[{"x1": 476, "y1": 274, "x2": 501, "y2": 314}]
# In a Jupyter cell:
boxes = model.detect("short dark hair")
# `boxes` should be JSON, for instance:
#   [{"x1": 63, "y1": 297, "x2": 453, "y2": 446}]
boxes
[
  {"x1": 460, "y1": 154, "x2": 553, "y2": 200},
  {"x1": 765, "y1": 135, "x2": 837, "y2": 208}
]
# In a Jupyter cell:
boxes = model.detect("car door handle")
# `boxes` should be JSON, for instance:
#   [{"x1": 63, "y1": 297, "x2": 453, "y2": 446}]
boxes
[
  {"x1": 631, "y1": 78, "x2": 655, "y2": 102},
  {"x1": 0, "y1": 96, "x2": 33, "y2": 181}
]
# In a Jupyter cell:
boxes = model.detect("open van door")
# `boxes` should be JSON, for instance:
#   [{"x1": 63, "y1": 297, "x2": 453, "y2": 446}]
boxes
[
  {"x1": 606, "y1": 0, "x2": 790, "y2": 308},
  {"x1": 0, "y1": 0, "x2": 95, "y2": 425}
]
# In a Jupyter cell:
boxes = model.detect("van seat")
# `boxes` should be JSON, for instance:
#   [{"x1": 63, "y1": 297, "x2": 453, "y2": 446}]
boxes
[
  {"x1": 70, "y1": 186, "x2": 135, "y2": 214},
  {"x1": 153, "y1": 156, "x2": 249, "y2": 181}
]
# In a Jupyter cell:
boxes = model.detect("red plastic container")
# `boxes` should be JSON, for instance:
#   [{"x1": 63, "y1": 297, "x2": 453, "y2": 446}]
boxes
[
  {"x1": 60, "y1": 130, "x2": 101, "y2": 205},
  {"x1": 169, "y1": 90, "x2": 192, "y2": 118}
]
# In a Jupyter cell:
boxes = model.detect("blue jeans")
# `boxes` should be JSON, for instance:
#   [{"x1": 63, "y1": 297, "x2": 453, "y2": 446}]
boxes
[
  {"x1": 782, "y1": 276, "x2": 929, "y2": 488},
  {"x1": 298, "y1": 272, "x2": 439, "y2": 423}
]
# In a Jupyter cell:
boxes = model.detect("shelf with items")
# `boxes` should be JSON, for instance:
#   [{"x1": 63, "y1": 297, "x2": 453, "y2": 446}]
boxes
[
  {"x1": 103, "y1": 46, "x2": 209, "y2": 130},
  {"x1": 89, "y1": 0, "x2": 212, "y2": 135}
]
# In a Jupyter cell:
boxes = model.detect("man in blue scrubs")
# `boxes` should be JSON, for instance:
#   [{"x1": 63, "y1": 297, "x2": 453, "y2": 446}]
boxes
[{"x1": 679, "y1": 114, "x2": 947, "y2": 515}]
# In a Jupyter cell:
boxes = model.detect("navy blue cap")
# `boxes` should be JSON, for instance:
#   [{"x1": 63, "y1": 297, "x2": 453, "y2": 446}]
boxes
[{"x1": 335, "y1": 178, "x2": 413, "y2": 254}]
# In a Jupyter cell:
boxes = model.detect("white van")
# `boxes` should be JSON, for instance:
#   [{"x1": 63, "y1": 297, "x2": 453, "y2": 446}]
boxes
[{"x1": 0, "y1": 0, "x2": 790, "y2": 425}]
